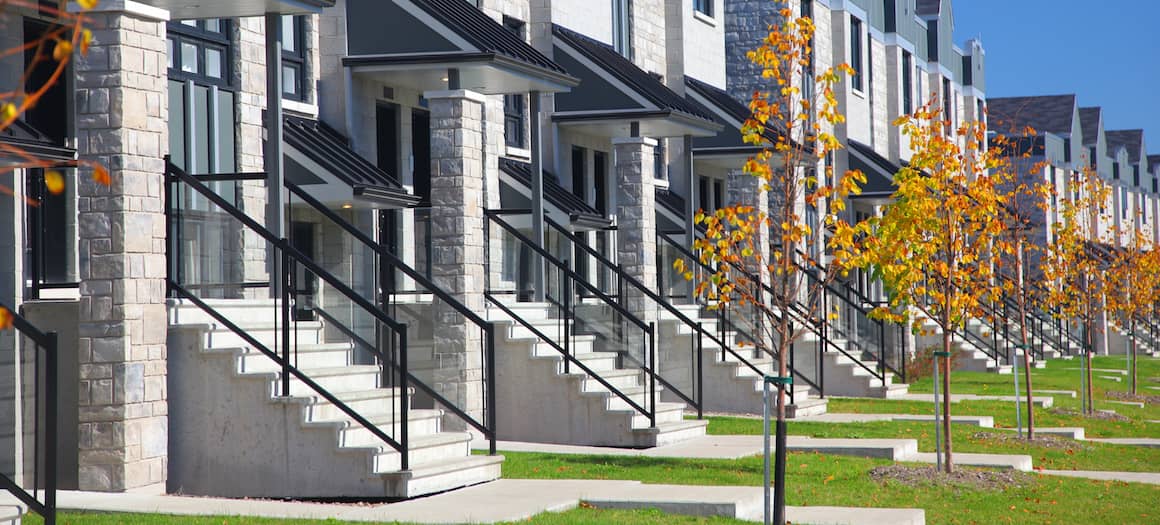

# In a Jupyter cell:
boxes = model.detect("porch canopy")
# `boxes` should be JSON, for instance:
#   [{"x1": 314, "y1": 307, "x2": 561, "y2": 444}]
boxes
[
  {"x1": 126, "y1": 0, "x2": 331, "y2": 19},
  {"x1": 551, "y1": 25, "x2": 720, "y2": 139},
  {"x1": 846, "y1": 140, "x2": 900, "y2": 204},
  {"x1": 342, "y1": 0, "x2": 577, "y2": 94},
  {"x1": 683, "y1": 75, "x2": 798, "y2": 170},
  {"x1": 0, "y1": 120, "x2": 77, "y2": 168},
  {"x1": 499, "y1": 157, "x2": 612, "y2": 231},
  {"x1": 283, "y1": 114, "x2": 420, "y2": 209}
]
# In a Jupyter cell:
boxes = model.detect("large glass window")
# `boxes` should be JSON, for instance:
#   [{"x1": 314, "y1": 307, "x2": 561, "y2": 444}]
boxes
[
  {"x1": 693, "y1": 0, "x2": 712, "y2": 17},
  {"x1": 503, "y1": 17, "x2": 526, "y2": 148},
  {"x1": 167, "y1": 19, "x2": 231, "y2": 87},
  {"x1": 612, "y1": 0, "x2": 633, "y2": 59},
  {"x1": 282, "y1": 15, "x2": 307, "y2": 101},
  {"x1": 901, "y1": 51, "x2": 913, "y2": 114},
  {"x1": 849, "y1": 17, "x2": 863, "y2": 91}
]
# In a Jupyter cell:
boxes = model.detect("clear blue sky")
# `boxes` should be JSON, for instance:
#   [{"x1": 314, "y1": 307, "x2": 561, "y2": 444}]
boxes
[{"x1": 954, "y1": 0, "x2": 1160, "y2": 154}]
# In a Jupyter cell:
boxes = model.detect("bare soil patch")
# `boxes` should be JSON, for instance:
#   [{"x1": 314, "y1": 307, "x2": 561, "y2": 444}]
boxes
[
  {"x1": 970, "y1": 431, "x2": 1088, "y2": 450},
  {"x1": 1106, "y1": 390, "x2": 1160, "y2": 405},
  {"x1": 1049, "y1": 407, "x2": 1130, "y2": 422},
  {"x1": 869, "y1": 464, "x2": 1033, "y2": 490}
]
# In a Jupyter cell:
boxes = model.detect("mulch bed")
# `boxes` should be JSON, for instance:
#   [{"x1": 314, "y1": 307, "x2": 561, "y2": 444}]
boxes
[
  {"x1": 1049, "y1": 407, "x2": 1131, "y2": 422},
  {"x1": 970, "y1": 431, "x2": 1088, "y2": 450},
  {"x1": 869, "y1": 464, "x2": 1033, "y2": 490},
  {"x1": 1106, "y1": 390, "x2": 1160, "y2": 405}
]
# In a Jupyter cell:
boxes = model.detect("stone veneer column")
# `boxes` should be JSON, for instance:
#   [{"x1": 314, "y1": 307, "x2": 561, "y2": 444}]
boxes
[
  {"x1": 426, "y1": 90, "x2": 487, "y2": 427},
  {"x1": 614, "y1": 137, "x2": 658, "y2": 323},
  {"x1": 72, "y1": 1, "x2": 169, "y2": 491},
  {"x1": 727, "y1": 168, "x2": 772, "y2": 305}
]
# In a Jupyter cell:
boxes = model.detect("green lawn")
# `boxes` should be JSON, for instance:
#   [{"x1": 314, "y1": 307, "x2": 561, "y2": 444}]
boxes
[
  {"x1": 498, "y1": 450, "x2": 1160, "y2": 525},
  {"x1": 24, "y1": 508, "x2": 752, "y2": 525},
  {"x1": 704, "y1": 415, "x2": 1160, "y2": 471}
]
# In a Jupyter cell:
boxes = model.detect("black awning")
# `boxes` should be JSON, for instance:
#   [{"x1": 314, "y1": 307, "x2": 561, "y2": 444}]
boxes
[
  {"x1": 550, "y1": 25, "x2": 720, "y2": 137},
  {"x1": 344, "y1": 0, "x2": 577, "y2": 94},
  {"x1": 847, "y1": 140, "x2": 899, "y2": 198},
  {"x1": 283, "y1": 114, "x2": 420, "y2": 208},
  {"x1": 499, "y1": 157, "x2": 611, "y2": 229},
  {"x1": 0, "y1": 119, "x2": 77, "y2": 167}
]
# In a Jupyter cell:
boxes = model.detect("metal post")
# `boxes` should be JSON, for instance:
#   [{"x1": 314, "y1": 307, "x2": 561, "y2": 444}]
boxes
[
  {"x1": 281, "y1": 243, "x2": 291, "y2": 397},
  {"x1": 683, "y1": 135, "x2": 696, "y2": 303},
  {"x1": 265, "y1": 13, "x2": 285, "y2": 297},
  {"x1": 44, "y1": 332, "x2": 58, "y2": 525},
  {"x1": 763, "y1": 378, "x2": 771, "y2": 525},
  {"x1": 487, "y1": 324, "x2": 498, "y2": 455},
  {"x1": 399, "y1": 323, "x2": 410, "y2": 471},
  {"x1": 933, "y1": 352, "x2": 942, "y2": 472},
  {"x1": 530, "y1": 91, "x2": 546, "y2": 302},
  {"x1": 649, "y1": 322, "x2": 657, "y2": 428},
  {"x1": 697, "y1": 322, "x2": 704, "y2": 419}
]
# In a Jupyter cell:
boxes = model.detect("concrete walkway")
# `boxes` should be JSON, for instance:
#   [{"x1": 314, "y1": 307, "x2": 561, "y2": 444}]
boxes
[
  {"x1": 7, "y1": 481, "x2": 927, "y2": 525},
  {"x1": 891, "y1": 393, "x2": 1054, "y2": 408},
  {"x1": 488, "y1": 436, "x2": 1034, "y2": 471},
  {"x1": 1039, "y1": 470, "x2": 1160, "y2": 485},
  {"x1": 1087, "y1": 438, "x2": 1160, "y2": 448},
  {"x1": 796, "y1": 413, "x2": 994, "y2": 427}
]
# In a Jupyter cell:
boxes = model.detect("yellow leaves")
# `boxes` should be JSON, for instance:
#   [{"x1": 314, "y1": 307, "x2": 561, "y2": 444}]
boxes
[
  {"x1": 80, "y1": 29, "x2": 94, "y2": 55},
  {"x1": 0, "y1": 308, "x2": 11, "y2": 330},
  {"x1": 0, "y1": 103, "x2": 16, "y2": 124},
  {"x1": 45, "y1": 170, "x2": 65, "y2": 195},
  {"x1": 76, "y1": 0, "x2": 100, "y2": 9},
  {"x1": 53, "y1": 40, "x2": 73, "y2": 62},
  {"x1": 92, "y1": 164, "x2": 111, "y2": 186}
]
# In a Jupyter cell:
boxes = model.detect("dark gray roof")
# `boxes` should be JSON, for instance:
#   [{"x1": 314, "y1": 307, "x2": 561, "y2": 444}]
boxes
[
  {"x1": 499, "y1": 157, "x2": 611, "y2": 228},
  {"x1": 283, "y1": 114, "x2": 419, "y2": 206},
  {"x1": 1106, "y1": 130, "x2": 1144, "y2": 164},
  {"x1": 916, "y1": 0, "x2": 941, "y2": 16},
  {"x1": 552, "y1": 24, "x2": 715, "y2": 122},
  {"x1": 847, "y1": 140, "x2": 899, "y2": 197},
  {"x1": 1078, "y1": 107, "x2": 1102, "y2": 146},
  {"x1": 0, "y1": 119, "x2": 76, "y2": 165},
  {"x1": 413, "y1": 0, "x2": 568, "y2": 76},
  {"x1": 684, "y1": 75, "x2": 803, "y2": 151},
  {"x1": 987, "y1": 95, "x2": 1076, "y2": 136},
  {"x1": 655, "y1": 188, "x2": 686, "y2": 218}
]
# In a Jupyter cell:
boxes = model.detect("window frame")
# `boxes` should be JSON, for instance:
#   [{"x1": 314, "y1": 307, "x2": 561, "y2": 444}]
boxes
[
  {"x1": 901, "y1": 50, "x2": 913, "y2": 114},
  {"x1": 693, "y1": 0, "x2": 713, "y2": 17},
  {"x1": 167, "y1": 19, "x2": 233, "y2": 89},
  {"x1": 502, "y1": 16, "x2": 527, "y2": 149},
  {"x1": 849, "y1": 16, "x2": 863, "y2": 92},
  {"x1": 281, "y1": 15, "x2": 308, "y2": 102},
  {"x1": 612, "y1": 0, "x2": 634, "y2": 59}
]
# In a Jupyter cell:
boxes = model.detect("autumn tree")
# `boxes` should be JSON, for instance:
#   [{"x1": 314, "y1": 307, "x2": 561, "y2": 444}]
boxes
[
  {"x1": 1041, "y1": 167, "x2": 1112, "y2": 414},
  {"x1": 1105, "y1": 221, "x2": 1156, "y2": 395},
  {"x1": 0, "y1": 0, "x2": 105, "y2": 326},
  {"x1": 678, "y1": 2, "x2": 864, "y2": 522},
  {"x1": 850, "y1": 100, "x2": 1009, "y2": 473}
]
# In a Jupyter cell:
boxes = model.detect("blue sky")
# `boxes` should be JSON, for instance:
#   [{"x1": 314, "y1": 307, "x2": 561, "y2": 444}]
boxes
[{"x1": 953, "y1": 1, "x2": 1160, "y2": 153}]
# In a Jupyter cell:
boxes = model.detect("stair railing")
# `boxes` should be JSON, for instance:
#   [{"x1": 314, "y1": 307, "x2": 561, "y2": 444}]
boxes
[
  {"x1": 0, "y1": 301, "x2": 58, "y2": 525},
  {"x1": 166, "y1": 160, "x2": 497, "y2": 473},
  {"x1": 485, "y1": 210, "x2": 661, "y2": 427}
]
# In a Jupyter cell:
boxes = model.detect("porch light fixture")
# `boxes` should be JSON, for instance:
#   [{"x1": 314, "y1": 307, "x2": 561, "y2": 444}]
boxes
[
  {"x1": 440, "y1": 76, "x2": 449, "y2": 82},
  {"x1": 341, "y1": 203, "x2": 353, "y2": 209}
]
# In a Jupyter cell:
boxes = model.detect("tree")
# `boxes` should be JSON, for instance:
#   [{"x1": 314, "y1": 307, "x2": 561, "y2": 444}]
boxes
[
  {"x1": 850, "y1": 100, "x2": 1009, "y2": 473},
  {"x1": 0, "y1": 0, "x2": 105, "y2": 326},
  {"x1": 1105, "y1": 220, "x2": 1156, "y2": 395},
  {"x1": 677, "y1": 2, "x2": 864, "y2": 523},
  {"x1": 1041, "y1": 167, "x2": 1112, "y2": 414}
]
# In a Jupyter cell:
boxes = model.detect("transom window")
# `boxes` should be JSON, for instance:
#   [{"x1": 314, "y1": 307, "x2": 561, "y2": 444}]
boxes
[
  {"x1": 694, "y1": 0, "x2": 712, "y2": 17},
  {"x1": 282, "y1": 15, "x2": 307, "y2": 101},
  {"x1": 167, "y1": 19, "x2": 232, "y2": 87},
  {"x1": 849, "y1": 16, "x2": 863, "y2": 92}
]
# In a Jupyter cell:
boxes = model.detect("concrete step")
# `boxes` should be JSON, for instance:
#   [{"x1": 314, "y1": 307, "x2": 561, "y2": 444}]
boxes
[
  {"x1": 637, "y1": 418, "x2": 710, "y2": 448},
  {"x1": 785, "y1": 397, "x2": 829, "y2": 418},
  {"x1": 283, "y1": 365, "x2": 382, "y2": 396},
  {"x1": 202, "y1": 321, "x2": 324, "y2": 348},
  {"x1": 304, "y1": 388, "x2": 413, "y2": 421},
  {"x1": 232, "y1": 342, "x2": 354, "y2": 372},
  {"x1": 169, "y1": 298, "x2": 286, "y2": 325},
  {"x1": 368, "y1": 432, "x2": 473, "y2": 471},
  {"x1": 378, "y1": 454, "x2": 504, "y2": 499},
  {"x1": 330, "y1": 409, "x2": 446, "y2": 446}
]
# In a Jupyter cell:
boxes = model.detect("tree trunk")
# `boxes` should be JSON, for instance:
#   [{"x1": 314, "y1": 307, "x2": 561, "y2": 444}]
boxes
[
  {"x1": 1131, "y1": 319, "x2": 1138, "y2": 396},
  {"x1": 1016, "y1": 241, "x2": 1034, "y2": 439},
  {"x1": 1085, "y1": 318, "x2": 1095, "y2": 414},
  {"x1": 941, "y1": 327, "x2": 953, "y2": 473}
]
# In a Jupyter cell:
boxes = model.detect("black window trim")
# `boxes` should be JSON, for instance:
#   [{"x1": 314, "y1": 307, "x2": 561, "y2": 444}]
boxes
[
  {"x1": 849, "y1": 16, "x2": 863, "y2": 92},
  {"x1": 693, "y1": 0, "x2": 713, "y2": 17},
  {"x1": 167, "y1": 19, "x2": 234, "y2": 89},
  {"x1": 282, "y1": 15, "x2": 307, "y2": 102}
]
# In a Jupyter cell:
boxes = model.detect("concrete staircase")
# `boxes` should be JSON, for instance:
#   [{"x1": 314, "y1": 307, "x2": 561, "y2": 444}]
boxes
[
  {"x1": 490, "y1": 302, "x2": 707, "y2": 447},
  {"x1": 658, "y1": 304, "x2": 829, "y2": 417},
  {"x1": 817, "y1": 339, "x2": 910, "y2": 398},
  {"x1": 167, "y1": 298, "x2": 502, "y2": 499}
]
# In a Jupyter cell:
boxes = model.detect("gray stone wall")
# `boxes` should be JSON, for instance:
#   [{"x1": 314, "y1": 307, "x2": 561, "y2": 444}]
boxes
[
  {"x1": 73, "y1": 4, "x2": 169, "y2": 491},
  {"x1": 614, "y1": 137, "x2": 657, "y2": 323},
  {"x1": 427, "y1": 90, "x2": 488, "y2": 428},
  {"x1": 236, "y1": 17, "x2": 270, "y2": 292},
  {"x1": 724, "y1": 0, "x2": 779, "y2": 101}
]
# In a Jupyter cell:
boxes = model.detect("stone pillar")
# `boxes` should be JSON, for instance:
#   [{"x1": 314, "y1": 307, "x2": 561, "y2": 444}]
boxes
[
  {"x1": 614, "y1": 137, "x2": 658, "y2": 323},
  {"x1": 72, "y1": 1, "x2": 169, "y2": 491},
  {"x1": 426, "y1": 90, "x2": 486, "y2": 427},
  {"x1": 727, "y1": 169, "x2": 773, "y2": 351}
]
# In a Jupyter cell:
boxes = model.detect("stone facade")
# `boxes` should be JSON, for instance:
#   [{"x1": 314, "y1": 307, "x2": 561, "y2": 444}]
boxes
[
  {"x1": 72, "y1": 2, "x2": 170, "y2": 491},
  {"x1": 427, "y1": 90, "x2": 488, "y2": 427},
  {"x1": 614, "y1": 137, "x2": 658, "y2": 323}
]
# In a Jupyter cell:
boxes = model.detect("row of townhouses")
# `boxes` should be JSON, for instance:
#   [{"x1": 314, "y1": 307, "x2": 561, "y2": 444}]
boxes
[{"x1": 0, "y1": 0, "x2": 1153, "y2": 507}]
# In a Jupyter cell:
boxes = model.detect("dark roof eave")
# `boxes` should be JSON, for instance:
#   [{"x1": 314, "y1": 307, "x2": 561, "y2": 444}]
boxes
[
  {"x1": 551, "y1": 109, "x2": 722, "y2": 135},
  {"x1": 570, "y1": 213, "x2": 613, "y2": 230},
  {"x1": 353, "y1": 185, "x2": 423, "y2": 208},
  {"x1": 692, "y1": 146, "x2": 764, "y2": 157},
  {"x1": 343, "y1": 52, "x2": 579, "y2": 90}
]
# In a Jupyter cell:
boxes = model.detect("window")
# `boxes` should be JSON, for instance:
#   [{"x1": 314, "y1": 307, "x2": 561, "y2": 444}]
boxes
[
  {"x1": 1113, "y1": 162, "x2": 1120, "y2": 180},
  {"x1": 1050, "y1": 167, "x2": 1058, "y2": 212},
  {"x1": 698, "y1": 176, "x2": 710, "y2": 212},
  {"x1": 901, "y1": 51, "x2": 913, "y2": 114},
  {"x1": 167, "y1": 19, "x2": 232, "y2": 87},
  {"x1": 713, "y1": 180, "x2": 723, "y2": 211},
  {"x1": 1089, "y1": 147, "x2": 1097, "y2": 168},
  {"x1": 1134, "y1": 165, "x2": 1140, "y2": 187},
  {"x1": 1153, "y1": 177, "x2": 1158, "y2": 194},
  {"x1": 693, "y1": 0, "x2": 712, "y2": 17},
  {"x1": 281, "y1": 15, "x2": 307, "y2": 101},
  {"x1": 1063, "y1": 139, "x2": 1071, "y2": 163},
  {"x1": 941, "y1": 77, "x2": 952, "y2": 129},
  {"x1": 1122, "y1": 187, "x2": 1129, "y2": 219},
  {"x1": 654, "y1": 141, "x2": 666, "y2": 181},
  {"x1": 612, "y1": 0, "x2": 633, "y2": 59},
  {"x1": 503, "y1": 17, "x2": 526, "y2": 148},
  {"x1": 849, "y1": 17, "x2": 863, "y2": 91},
  {"x1": 801, "y1": 0, "x2": 815, "y2": 106}
]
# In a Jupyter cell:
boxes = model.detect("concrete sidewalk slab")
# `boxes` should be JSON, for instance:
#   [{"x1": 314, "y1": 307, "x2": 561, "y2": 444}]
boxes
[
  {"x1": 1099, "y1": 376, "x2": 1123, "y2": 382},
  {"x1": 907, "y1": 452, "x2": 1033, "y2": 471},
  {"x1": 998, "y1": 427, "x2": 1085, "y2": 439},
  {"x1": 50, "y1": 480, "x2": 928, "y2": 525},
  {"x1": 1065, "y1": 368, "x2": 1128, "y2": 375},
  {"x1": 1035, "y1": 389, "x2": 1077, "y2": 398},
  {"x1": 1038, "y1": 470, "x2": 1160, "y2": 485},
  {"x1": 1087, "y1": 438, "x2": 1160, "y2": 448},
  {"x1": 797, "y1": 413, "x2": 994, "y2": 427},
  {"x1": 893, "y1": 393, "x2": 1054, "y2": 408},
  {"x1": 1106, "y1": 400, "x2": 1145, "y2": 408}
]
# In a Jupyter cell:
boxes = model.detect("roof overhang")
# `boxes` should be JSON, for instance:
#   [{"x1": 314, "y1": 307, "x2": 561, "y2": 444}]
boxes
[
  {"x1": 847, "y1": 141, "x2": 900, "y2": 204},
  {"x1": 127, "y1": 0, "x2": 331, "y2": 19},
  {"x1": 284, "y1": 144, "x2": 419, "y2": 210},
  {"x1": 552, "y1": 110, "x2": 721, "y2": 138},
  {"x1": 344, "y1": 52, "x2": 577, "y2": 95},
  {"x1": 0, "y1": 120, "x2": 78, "y2": 169}
]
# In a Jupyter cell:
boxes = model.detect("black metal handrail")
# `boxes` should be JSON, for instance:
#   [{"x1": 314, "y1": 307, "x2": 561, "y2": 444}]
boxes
[
  {"x1": 657, "y1": 231, "x2": 825, "y2": 397},
  {"x1": 486, "y1": 210, "x2": 661, "y2": 427},
  {"x1": 166, "y1": 161, "x2": 498, "y2": 468},
  {"x1": 544, "y1": 216, "x2": 703, "y2": 415},
  {"x1": 0, "y1": 301, "x2": 58, "y2": 525}
]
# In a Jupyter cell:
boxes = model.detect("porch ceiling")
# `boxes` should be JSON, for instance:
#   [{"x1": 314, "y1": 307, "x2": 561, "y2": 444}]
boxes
[
  {"x1": 345, "y1": 54, "x2": 575, "y2": 95},
  {"x1": 553, "y1": 111, "x2": 721, "y2": 139},
  {"x1": 138, "y1": 0, "x2": 332, "y2": 19}
]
